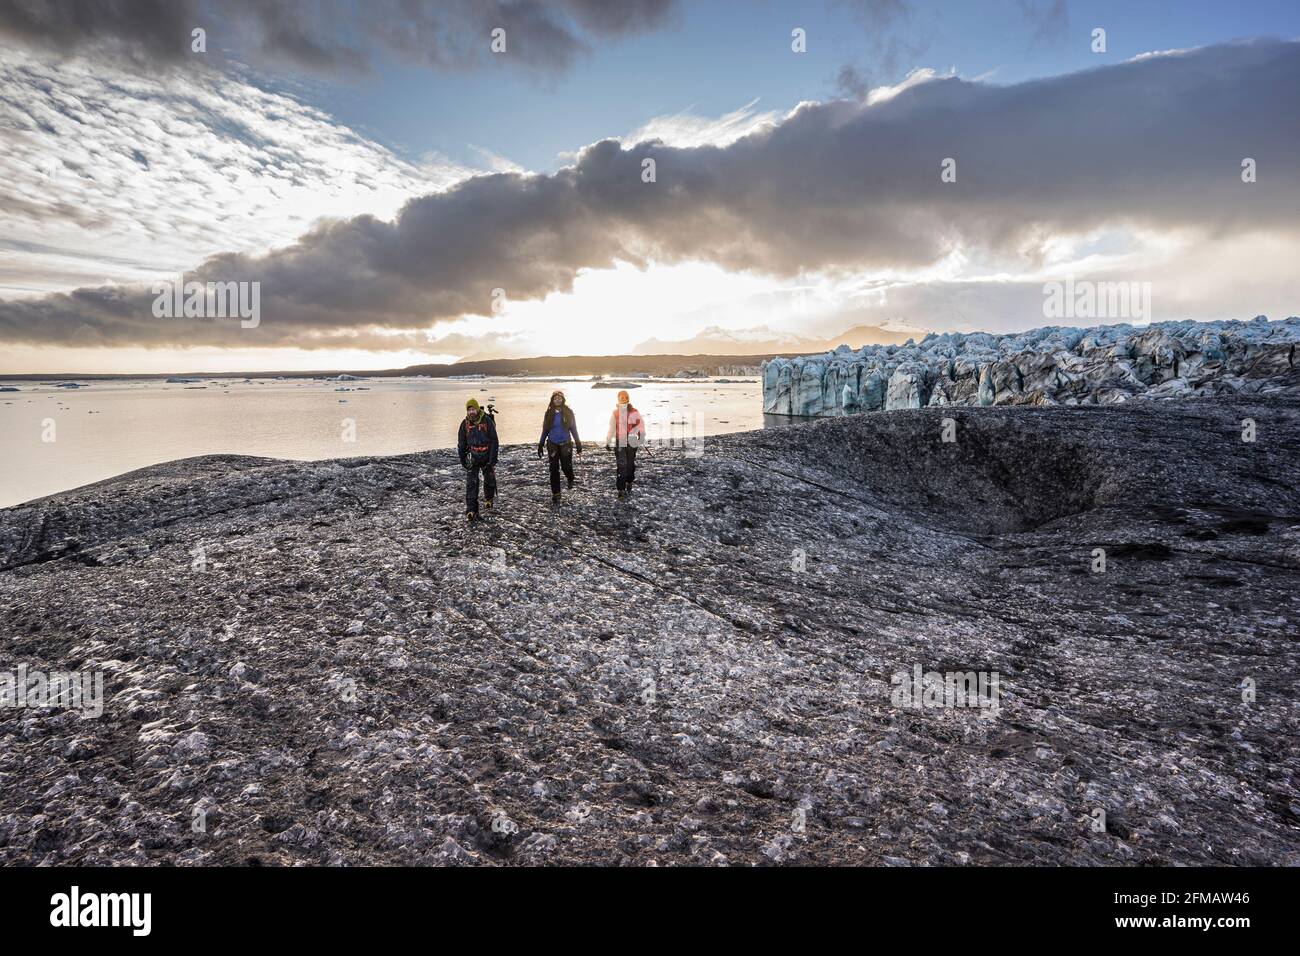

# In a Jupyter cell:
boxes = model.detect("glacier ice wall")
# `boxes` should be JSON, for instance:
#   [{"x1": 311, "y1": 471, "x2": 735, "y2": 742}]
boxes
[{"x1": 762, "y1": 316, "x2": 1300, "y2": 417}]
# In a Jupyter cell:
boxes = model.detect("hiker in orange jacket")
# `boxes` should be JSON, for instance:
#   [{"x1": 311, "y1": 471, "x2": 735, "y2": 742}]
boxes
[{"x1": 604, "y1": 390, "x2": 646, "y2": 500}]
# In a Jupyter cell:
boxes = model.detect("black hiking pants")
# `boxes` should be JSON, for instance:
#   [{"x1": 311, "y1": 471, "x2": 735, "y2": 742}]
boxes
[
  {"x1": 547, "y1": 441, "x2": 575, "y2": 493},
  {"x1": 465, "y1": 457, "x2": 496, "y2": 514},
  {"x1": 615, "y1": 446, "x2": 637, "y2": 492}
]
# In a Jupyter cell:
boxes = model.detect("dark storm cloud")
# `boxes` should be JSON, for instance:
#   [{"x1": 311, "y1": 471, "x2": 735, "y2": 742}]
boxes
[
  {"x1": 0, "y1": 0, "x2": 681, "y2": 74},
  {"x1": 2, "y1": 39, "x2": 1298, "y2": 349},
  {"x1": 0, "y1": 0, "x2": 196, "y2": 64},
  {"x1": 562, "y1": 0, "x2": 678, "y2": 36}
]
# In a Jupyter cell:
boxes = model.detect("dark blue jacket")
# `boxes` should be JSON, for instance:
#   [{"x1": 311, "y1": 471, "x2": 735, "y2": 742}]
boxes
[
  {"x1": 458, "y1": 411, "x2": 498, "y2": 466},
  {"x1": 538, "y1": 404, "x2": 581, "y2": 451}
]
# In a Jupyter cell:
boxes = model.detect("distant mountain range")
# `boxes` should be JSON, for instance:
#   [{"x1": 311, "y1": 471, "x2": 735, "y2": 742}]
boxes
[
  {"x1": 1, "y1": 353, "x2": 785, "y2": 381},
  {"x1": 0, "y1": 326, "x2": 926, "y2": 380},
  {"x1": 631, "y1": 324, "x2": 918, "y2": 355},
  {"x1": 402, "y1": 353, "x2": 779, "y2": 378}
]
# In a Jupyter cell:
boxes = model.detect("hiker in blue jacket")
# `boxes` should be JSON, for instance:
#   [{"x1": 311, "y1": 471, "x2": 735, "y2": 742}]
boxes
[
  {"x1": 458, "y1": 398, "x2": 498, "y2": 521},
  {"x1": 536, "y1": 389, "x2": 582, "y2": 503}
]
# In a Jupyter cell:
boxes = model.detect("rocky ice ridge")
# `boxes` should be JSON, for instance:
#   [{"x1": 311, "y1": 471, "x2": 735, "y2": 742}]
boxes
[
  {"x1": 763, "y1": 316, "x2": 1300, "y2": 417},
  {"x1": 1, "y1": 397, "x2": 1298, "y2": 865}
]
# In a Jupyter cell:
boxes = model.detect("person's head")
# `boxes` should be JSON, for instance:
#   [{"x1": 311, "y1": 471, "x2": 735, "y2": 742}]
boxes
[
  {"x1": 465, "y1": 397, "x2": 481, "y2": 420},
  {"x1": 617, "y1": 390, "x2": 630, "y2": 406},
  {"x1": 551, "y1": 390, "x2": 565, "y2": 409}
]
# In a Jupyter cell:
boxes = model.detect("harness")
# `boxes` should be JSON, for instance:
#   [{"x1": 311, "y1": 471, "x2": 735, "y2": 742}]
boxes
[{"x1": 464, "y1": 415, "x2": 492, "y2": 454}]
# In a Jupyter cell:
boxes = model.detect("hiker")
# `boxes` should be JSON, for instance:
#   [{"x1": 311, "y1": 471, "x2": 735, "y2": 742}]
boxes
[
  {"x1": 458, "y1": 398, "x2": 498, "y2": 521},
  {"x1": 604, "y1": 390, "x2": 646, "y2": 500},
  {"x1": 537, "y1": 389, "x2": 582, "y2": 503}
]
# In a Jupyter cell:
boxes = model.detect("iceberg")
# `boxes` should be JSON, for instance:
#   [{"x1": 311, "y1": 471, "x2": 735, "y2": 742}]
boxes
[{"x1": 763, "y1": 316, "x2": 1300, "y2": 416}]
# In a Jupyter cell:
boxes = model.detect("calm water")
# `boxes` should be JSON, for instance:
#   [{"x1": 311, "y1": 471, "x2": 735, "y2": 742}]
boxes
[{"x1": 0, "y1": 376, "x2": 770, "y2": 507}]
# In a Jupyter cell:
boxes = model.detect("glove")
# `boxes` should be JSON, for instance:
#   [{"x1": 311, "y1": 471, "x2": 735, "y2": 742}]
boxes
[
  {"x1": 537, "y1": 444, "x2": 545, "y2": 459},
  {"x1": 605, "y1": 442, "x2": 612, "y2": 451},
  {"x1": 575, "y1": 444, "x2": 583, "y2": 456},
  {"x1": 461, "y1": 459, "x2": 471, "y2": 470}
]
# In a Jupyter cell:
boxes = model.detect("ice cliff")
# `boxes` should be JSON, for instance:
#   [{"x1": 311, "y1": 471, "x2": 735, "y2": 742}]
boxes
[{"x1": 762, "y1": 316, "x2": 1300, "y2": 416}]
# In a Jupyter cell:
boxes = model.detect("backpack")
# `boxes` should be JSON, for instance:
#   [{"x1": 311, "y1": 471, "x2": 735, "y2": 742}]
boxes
[{"x1": 463, "y1": 410, "x2": 494, "y2": 454}]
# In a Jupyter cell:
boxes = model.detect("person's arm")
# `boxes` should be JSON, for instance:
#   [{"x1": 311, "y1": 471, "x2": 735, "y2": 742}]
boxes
[
  {"x1": 457, "y1": 420, "x2": 467, "y2": 466},
  {"x1": 605, "y1": 410, "x2": 616, "y2": 446},
  {"x1": 538, "y1": 409, "x2": 550, "y2": 456},
  {"x1": 489, "y1": 417, "x2": 499, "y2": 465}
]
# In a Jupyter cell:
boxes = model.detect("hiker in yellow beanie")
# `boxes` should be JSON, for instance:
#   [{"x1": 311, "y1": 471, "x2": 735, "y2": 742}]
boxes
[{"x1": 457, "y1": 397, "x2": 498, "y2": 521}]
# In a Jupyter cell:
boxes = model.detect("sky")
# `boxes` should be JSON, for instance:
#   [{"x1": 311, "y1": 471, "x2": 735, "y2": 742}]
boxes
[{"x1": 1, "y1": 0, "x2": 1298, "y2": 374}]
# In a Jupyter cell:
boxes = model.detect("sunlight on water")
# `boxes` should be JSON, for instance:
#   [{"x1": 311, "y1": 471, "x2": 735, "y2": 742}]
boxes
[{"x1": 0, "y1": 376, "x2": 767, "y2": 507}]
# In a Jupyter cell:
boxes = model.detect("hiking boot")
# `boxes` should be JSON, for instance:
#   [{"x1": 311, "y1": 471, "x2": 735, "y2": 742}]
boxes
[
  {"x1": 484, "y1": 498, "x2": 494, "y2": 509},
  {"x1": 567, "y1": 477, "x2": 574, "y2": 490},
  {"x1": 466, "y1": 511, "x2": 479, "y2": 523},
  {"x1": 617, "y1": 490, "x2": 626, "y2": 500},
  {"x1": 552, "y1": 492, "x2": 562, "y2": 504}
]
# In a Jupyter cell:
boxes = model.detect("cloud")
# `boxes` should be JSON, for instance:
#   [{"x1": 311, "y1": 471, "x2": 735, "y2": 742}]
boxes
[
  {"x1": 838, "y1": 0, "x2": 912, "y2": 31},
  {"x1": 1015, "y1": 0, "x2": 1070, "y2": 45},
  {"x1": 823, "y1": 232, "x2": 1300, "y2": 335},
  {"x1": 861, "y1": 67, "x2": 947, "y2": 105},
  {"x1": 2, "y1": 39, "x2": 1298, "y2": 350},
  {"x1": 0, "y1": 0, "x2": 681, "y2": 76},
  {"x1": 468, "y1": 145, "x2": 527, "y2": 174},
  {"x1": 831, "y1": 0, "x2": 931, "y2": 96},
  {"x1": 0, "y1": 0, "x2": 197, "y2": 67},
  {"x1": 0, "y1": 47, "x2": 476, "y2": 296},
  {"x1": 561, "y1": 0, "x2": 678, "y2": 36},
  {"x1": 833, "y1": 63, "x2": 872, "y2": 101},
  {"x1": 620, "y1": 99, "x2": 784, "y2": 149},
  {"x1": 422, "y1": 329, "x2": 538, "y2": 360}
]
